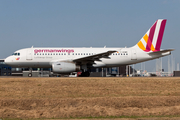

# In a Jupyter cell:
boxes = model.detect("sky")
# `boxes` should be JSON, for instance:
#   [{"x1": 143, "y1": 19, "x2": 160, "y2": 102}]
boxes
[{"x1": 0, "y1": 0, "x2": 180, "y2": 72}]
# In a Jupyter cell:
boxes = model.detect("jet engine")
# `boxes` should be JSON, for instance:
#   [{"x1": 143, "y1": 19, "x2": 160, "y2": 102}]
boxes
[{"x1": 52, "y1": 62, "x2": 80, "y2": 73}]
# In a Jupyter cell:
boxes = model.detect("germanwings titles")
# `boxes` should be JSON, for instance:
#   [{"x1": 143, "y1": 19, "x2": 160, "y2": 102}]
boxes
[{"x1": 5, "y1": 19, "x2": 174, "y2": 77}]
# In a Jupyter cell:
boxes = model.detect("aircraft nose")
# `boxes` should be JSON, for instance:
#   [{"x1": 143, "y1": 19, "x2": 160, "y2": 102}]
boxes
[{"x1": 4, "y1": 56, "x2": 12, "y2": 65}]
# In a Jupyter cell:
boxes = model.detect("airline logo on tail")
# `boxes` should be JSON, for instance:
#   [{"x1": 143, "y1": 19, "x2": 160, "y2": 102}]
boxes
[{"x1": 137, "y1": 19, "x2": 167, "y2": 52}]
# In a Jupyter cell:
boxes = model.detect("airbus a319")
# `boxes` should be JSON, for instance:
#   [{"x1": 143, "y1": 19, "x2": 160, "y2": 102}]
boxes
[{"x1": 5, "y1": 19, "x2": 174, "y2": 77}]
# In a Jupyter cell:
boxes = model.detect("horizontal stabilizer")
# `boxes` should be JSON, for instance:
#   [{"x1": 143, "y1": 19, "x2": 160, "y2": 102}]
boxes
[{"x1": 148, "y1": 49, "x2": 174, "y2": 55}]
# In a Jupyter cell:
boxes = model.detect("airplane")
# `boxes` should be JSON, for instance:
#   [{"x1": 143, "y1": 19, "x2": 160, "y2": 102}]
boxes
[{"x1": 5, "y1": 19, "x2": 174, "y2": 77}]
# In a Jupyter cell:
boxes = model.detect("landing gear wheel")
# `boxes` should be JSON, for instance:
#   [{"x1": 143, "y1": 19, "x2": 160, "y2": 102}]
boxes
[
  {"x1": 85, "y1": 71, "x2": 90, "y2": 77},
  {"x1": 28, "y1": 73, "x2": 32, "y2": 77},
  {"x1": 79, "y1": 71, "x2": 90, "y2": 77}
]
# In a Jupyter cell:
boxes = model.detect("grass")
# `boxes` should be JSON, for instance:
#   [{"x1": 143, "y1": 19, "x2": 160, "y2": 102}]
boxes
[
  {"x1": 1, "y1": 77, "x2": 180, "y2": 119},
  {"x1": 1, "y1": 77, "x2": 180, "y2": 99},
  {"x1": 2, "y1": 115, "x2": 180, "y2": 120}
]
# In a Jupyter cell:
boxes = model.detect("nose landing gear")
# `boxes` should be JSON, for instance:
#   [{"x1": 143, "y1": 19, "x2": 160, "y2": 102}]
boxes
[{"x1": 28, "y1": 73, "x2": 32, "y2": 77}]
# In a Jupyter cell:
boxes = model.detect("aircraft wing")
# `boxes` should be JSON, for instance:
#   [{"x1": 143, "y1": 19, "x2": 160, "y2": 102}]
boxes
[{"x1": 72, "y1": 50, "x2": 117, "y2": 64}]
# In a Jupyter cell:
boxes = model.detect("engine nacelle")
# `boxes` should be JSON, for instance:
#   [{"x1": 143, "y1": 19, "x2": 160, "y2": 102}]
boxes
[{"x1": 52, "y1": 62, "x2": 80, "y2": 73}]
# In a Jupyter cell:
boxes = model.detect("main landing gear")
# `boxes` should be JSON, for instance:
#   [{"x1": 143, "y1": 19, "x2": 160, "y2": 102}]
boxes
[{"x1": 79, "y1": 71, "x2": 90, "y2": 77}]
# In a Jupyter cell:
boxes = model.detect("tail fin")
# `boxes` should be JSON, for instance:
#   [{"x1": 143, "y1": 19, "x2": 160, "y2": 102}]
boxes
[{"x1": 135, "y1": 19, "x2": 167, "y2": 52}]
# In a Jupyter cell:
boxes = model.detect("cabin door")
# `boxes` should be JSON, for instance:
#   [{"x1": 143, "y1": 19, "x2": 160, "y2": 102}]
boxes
[
  {"x1": 26, "y1": 49, "x2": 33, "y2": 60},
  {"x1": 131, "y1": 49, "x2": 137, "y2": 60}
]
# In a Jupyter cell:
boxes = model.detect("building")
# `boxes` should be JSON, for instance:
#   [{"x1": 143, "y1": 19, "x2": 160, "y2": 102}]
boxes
[{"x1": 0, "y1": 59, "x2": 11, "y2": 76}]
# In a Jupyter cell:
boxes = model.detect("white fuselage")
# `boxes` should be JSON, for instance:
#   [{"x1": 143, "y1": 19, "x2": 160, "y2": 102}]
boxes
[{"x1": 4, "y1": 46, "x2": 170, "y2": 68}]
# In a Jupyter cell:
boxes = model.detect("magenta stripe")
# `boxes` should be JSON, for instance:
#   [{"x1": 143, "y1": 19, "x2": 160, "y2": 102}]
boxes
[
  {"x1": 155, "y1": 20, "x2": 167, "y2": 51},
  {"x1": 145, "y1": 20, "x2": 157, "y2": 52}
]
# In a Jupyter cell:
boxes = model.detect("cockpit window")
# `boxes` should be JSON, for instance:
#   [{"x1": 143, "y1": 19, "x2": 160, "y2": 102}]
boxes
[{"x1": 12, "y1": 53, "x2": 20, "y2": 56}]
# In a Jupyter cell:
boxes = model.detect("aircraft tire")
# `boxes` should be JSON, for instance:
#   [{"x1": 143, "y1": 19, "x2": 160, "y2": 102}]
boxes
[
  {"x1": 86, "y1": 71, "x2": 90, "y2": 77},
  {"x1": 79, "y1": 71, "x2": 90, "y2": 77},
  {"x1": 28, "y1": 73, "x2": 32, "y2": 77}
]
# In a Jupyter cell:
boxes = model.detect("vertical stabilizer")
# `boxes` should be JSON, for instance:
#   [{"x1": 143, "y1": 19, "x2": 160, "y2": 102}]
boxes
[{"x1": 135, "y1": 19, "x2": 167, "y2": 52}]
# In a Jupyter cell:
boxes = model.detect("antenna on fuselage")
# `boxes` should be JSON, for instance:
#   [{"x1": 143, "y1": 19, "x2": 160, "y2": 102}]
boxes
[{"x1": 31, "y1": 46, "x2": 34, "y2": 48}]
